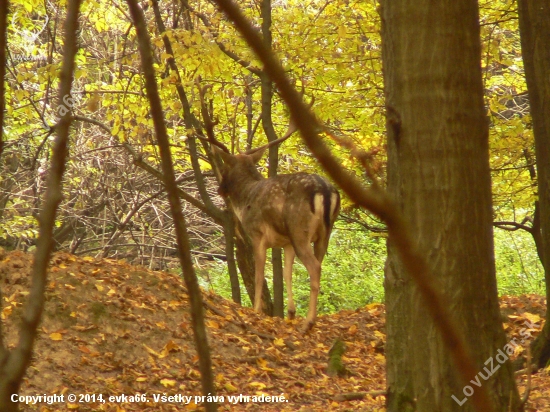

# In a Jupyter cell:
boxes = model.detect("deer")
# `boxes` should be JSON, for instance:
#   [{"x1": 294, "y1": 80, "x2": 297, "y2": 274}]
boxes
[{"x1": 212, "y1": 140, "x2": 340, "y2": 332}]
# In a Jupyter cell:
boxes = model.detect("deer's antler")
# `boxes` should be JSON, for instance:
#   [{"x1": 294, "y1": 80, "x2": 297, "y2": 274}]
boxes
[
  {"x1": 245, "y1": 95, "x2": 315, "y2": 155},
  {"x1": 197, "y1": 81, "x2": 231, "y2": 153}
]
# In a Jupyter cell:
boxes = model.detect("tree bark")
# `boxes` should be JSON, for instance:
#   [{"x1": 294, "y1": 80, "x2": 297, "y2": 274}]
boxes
[
  {"x1": 380, "y1": 0, "x2": 520, "y2": 410},
  {"x1": 518, "y1": 0, "x2": 550, "y2": 369}
]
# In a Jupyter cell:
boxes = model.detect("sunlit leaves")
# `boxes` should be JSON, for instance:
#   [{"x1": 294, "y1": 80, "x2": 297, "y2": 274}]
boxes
[
  {"x1": 3, "y1": 0, "x2": 538, "y2": 241},
  {"x1": 478, "y1": 0, "x2": 534, "y2": 223}
]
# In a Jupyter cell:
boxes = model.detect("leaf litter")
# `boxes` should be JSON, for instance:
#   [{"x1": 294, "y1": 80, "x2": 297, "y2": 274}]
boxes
[{"x1": 0, "y1": 250, "x2": 547, "y2": 411}]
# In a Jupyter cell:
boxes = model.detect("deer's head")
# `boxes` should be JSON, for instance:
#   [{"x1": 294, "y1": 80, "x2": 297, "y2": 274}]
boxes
[{"x1": 213, "y1": 147, "x2": 266, "y2": 198}]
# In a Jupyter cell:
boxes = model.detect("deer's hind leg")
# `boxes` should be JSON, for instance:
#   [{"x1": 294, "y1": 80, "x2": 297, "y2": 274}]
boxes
[
  {"x1": 313, "y1": 237, "x2": 330, "y2": 264},
  {"x1": 252, "y1": 241, "x2": 267, "y2": 313},
  {"x1": 294, "y1": 243, "x2": 321, "y2": 333},
  {"x1": 283, "y1": 245, "x2": 296, "y2": 319}
]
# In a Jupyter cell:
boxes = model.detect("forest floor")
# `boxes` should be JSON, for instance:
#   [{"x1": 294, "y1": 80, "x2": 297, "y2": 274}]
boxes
[{"x1": 0, "y1": 249, "x2": 548, "y2": 411}]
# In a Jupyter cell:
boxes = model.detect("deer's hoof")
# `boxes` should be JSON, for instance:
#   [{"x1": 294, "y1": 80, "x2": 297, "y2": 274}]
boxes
[
  {"x1": 299, "y1": 320, "x2": 315, "y2": 334},
  {"x1": 287, "y1": 309, "x2": 296, "y2": 320}
]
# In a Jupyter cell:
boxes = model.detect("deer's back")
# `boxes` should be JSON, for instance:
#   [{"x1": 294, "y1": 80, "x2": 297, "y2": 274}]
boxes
[{"x1": 237, "y1": 173, "x2": 340, "y2": 247}]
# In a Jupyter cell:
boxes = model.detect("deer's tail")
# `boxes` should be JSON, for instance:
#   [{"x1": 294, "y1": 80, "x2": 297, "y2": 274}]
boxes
[{"x1": 310, "y1": 176, "x2": 340, "y2": 230}]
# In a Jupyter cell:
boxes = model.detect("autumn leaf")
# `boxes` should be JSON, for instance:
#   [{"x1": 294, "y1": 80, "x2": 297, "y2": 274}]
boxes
[
  {"x1": 256, "y1": 358, "x2": 275, "y2": 372},
  {"x1": 224, "y1": 383, "x2": 238, "y2": 392},
  {"x1": 156, "y1": 321, "x2": 168, "y2": 329},
  {"x1": 206, "y1": 320, "x2": 220, "y2": 329},
  {"x1": 160, "y1": 340, "x2": 181, "y2": 358},
  {"x1": 49, "y1": 332, "x2": 63, "y2": 341},
  {"x1": 1, "y1": 306, "x2": 13, "y2": 319},
  {"x1": 374, "y1": 330, "x2": 385, "y2": 339},
  {"x1": 160, "y1": 378, "x2": 177, "y2": 388},
  {"x1": 143, "y1": 344, "x2": 161, "y2": 357},
  {"x1": 78, "y1": 345, "x2": 90, "y2": 354},
  {"x1": 273, "y1": 338, "x2": 285, "y2": 347},
  {"x1": 522, "y1": 312, "x2": 541, "y2": 325}
]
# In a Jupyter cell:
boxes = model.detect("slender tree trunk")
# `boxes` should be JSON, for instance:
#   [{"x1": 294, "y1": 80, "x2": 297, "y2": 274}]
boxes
[
  {"x1": 222, "y1": 213, "x2": 242, "y2": 305},
  {"x1": 518, "y1": 0, "x2": 550, "y2": 369},
  {"x1": 260, "y1": 0, "x2": 284, "y2": 318},
  {"x1": 151, "y1": 0, "x2": 246, "y2": 306},
  {"x1": 234, "y1": 225, "x2": 273, "y2": 315},
  {"x1": 0, "y1": 1, "x2": 81, "y2": 409},
  {"x1": 380, "y1": 0, "x2": 520, "y2": 410}
]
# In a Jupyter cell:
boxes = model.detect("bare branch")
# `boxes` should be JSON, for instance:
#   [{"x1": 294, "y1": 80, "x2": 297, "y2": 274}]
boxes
[
  {"x1": 493, "y1": 221, "x2": 534, "y2": 233},
  {"x1": 73, "y1": 115, "x2": 218, "y2": 222}
]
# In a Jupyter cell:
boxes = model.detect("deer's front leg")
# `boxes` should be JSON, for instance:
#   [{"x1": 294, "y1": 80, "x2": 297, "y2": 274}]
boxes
[{"x1": 252, "y1": 242, "x2": 267, "y2": 313}]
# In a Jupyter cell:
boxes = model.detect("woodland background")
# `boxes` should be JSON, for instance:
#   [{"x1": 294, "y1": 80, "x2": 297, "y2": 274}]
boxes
[
  {"x1": 2, "y1": 0, "x2": 543, "y2": 313},
  {"x1": 0, "y1": 0, "x2": 548, "y2": 411}
]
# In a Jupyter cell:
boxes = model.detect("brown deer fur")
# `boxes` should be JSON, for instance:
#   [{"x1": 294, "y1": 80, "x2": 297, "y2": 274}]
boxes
[{"x1": 214, "y1": 146, "x2": 340, "y2": 331}]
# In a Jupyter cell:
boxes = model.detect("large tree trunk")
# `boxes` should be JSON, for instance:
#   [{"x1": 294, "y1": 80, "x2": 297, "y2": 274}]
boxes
[
  {"x1": 518, "y1": 0, "x2": 550, "y2": 369},
  {"x1": 380, "y1": 1, "x2": 520, "y2": 410}
]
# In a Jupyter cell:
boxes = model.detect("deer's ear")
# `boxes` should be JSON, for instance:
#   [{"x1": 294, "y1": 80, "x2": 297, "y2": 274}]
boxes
[
  {"x1": 212, "y1": 145, "x2": 236, "y2": 166},
  {"x1": 249, "y1": 147, "x2": 267, "y2": 164}
]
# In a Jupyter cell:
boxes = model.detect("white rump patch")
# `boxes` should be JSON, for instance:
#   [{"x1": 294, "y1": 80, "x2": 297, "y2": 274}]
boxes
[{"x1": 313, "y1": 193, "x2": 324, "y2": 217}]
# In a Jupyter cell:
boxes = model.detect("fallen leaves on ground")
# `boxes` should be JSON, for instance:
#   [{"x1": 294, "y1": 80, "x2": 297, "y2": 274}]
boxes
[{"x1": 0, "y1": 250, "x2": 547, "y2": 411}]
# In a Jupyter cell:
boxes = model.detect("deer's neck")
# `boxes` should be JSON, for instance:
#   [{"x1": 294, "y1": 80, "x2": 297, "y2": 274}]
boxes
[{"x1": 227, "y1": 175, "x2": 264, "y2": 207}]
